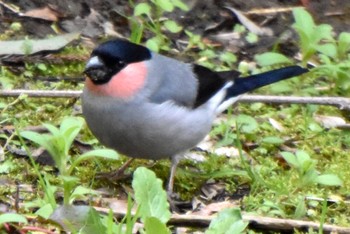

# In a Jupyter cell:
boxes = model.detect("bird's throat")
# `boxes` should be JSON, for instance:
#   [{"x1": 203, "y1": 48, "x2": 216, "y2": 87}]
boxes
[{"x1": 85, "y1": 62, "x2": 147, "y2": 99}]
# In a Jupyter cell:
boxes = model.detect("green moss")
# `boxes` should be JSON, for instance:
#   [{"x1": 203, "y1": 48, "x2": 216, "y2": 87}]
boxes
[{"x1": 1, "y1": 30, "x2": 350, "y2": 232}]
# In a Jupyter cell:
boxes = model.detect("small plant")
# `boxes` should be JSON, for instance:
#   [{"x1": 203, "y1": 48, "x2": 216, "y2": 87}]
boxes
[
  {"x1": 65, "y1": 167, "x2": 171, "y2": 234},
  {"x1": 206, "y1": 208, "x2": 248, "y2": 234},
  {"x1": 20, "y1": 117, "x2": 119, "y2": 216},
  {"x1": 293, "y1": 8, "x2": 350, "y2": 94},
  {"x1": 255, "y1": 8, "x2": 350, "y2": 95},
  {"x1": 48, "y1": 166, "x2": 248, "y2": 233},
  {"x1": 0, "y1": 213, "x2": 28, "y2": 228},
  {"x1": 255, "y1": 52, "x2": 293, "y2": 67},
  {"x1": 292, "y1": 8, "x2": 334, "y2": 65},
  {"x1": 129, "y1": 0, "x2": 188, "y2": 52},
  {"x1": 280, "y1": 150, "x2": 342, "y2": 188}
]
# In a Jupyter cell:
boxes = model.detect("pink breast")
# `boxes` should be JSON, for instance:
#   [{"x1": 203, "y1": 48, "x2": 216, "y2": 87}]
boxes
[{"x1": 86, "y1": 61, "x2": 147, "y2": 99}]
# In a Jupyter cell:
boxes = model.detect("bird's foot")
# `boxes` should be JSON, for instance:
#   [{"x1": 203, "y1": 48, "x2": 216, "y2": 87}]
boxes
[
  {"x1": 167, "y1": 190, "x2": 194, "y2": 213},
  {"x1": 167, "y1": 190, "x2": 181, "y2": 212},
  {"x1": 96, "y1": 158, "x2": 134, "y2": 181},
  {"x1": 96, "y1": 169, "x2": 132, "y2": 181}
]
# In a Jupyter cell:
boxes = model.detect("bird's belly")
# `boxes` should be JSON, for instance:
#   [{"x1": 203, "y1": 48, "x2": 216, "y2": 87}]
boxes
[
  {"x1": 88, "y1": 116, "x2": 210, "y2": 160},
  {"x1": 82, "y1": 98, "x2": 213, "y2": 160}
]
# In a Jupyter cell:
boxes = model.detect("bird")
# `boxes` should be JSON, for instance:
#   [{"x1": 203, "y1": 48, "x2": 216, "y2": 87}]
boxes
[{"x1": 81, "y1": 39, "x2": 308, "y2": 194}]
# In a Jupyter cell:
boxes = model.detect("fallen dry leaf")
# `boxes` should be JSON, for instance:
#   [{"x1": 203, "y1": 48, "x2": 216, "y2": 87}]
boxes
[
  {"x1": 200, "y1": 180, "x2": 226, "y2": 201},
  {"x1": 214, "y1": 146, "x2": 240, "y2": 158},
  {"x1": 22, "y1": 6, "x2": 60, "y2": 21},
  {"x1": 0, "y1": 33, "x2": 80, "y2": 55},
  {"x1": 191, "y1": 200, "x2": 238, "y2": 216},
  {"x1": 269, "y1": 117, "x2": 285, "y2": 132},
  {"x1": 314, "y1": 115, "x2": 347, "y2": 128},
  {"x1": 225, "y1": 6, "x2": 273, "y2": 36},
  {"x1": 185, "y1": 152, "x2": 206, "y2": 163}
]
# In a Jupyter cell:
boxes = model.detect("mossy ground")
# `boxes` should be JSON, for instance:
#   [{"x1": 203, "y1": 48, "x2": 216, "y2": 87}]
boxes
[{"x1": 1, "y1": 38, "x2": 350, "y2": 232}]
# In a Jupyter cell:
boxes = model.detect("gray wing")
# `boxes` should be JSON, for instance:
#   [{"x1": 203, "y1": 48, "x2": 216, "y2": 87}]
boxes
[{"x1": 144, "y1": 53, "x2": 199, "y2": 108}]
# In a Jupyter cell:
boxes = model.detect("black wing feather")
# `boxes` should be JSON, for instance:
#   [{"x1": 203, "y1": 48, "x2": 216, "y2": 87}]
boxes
[{"x1": 192, "y1": 64, "x2": 240, "y2": 107}]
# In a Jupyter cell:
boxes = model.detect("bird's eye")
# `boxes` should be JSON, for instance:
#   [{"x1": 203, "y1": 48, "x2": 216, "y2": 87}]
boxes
[{"x1": 117, "y1": 60, "x2": 126, "y2": 68}]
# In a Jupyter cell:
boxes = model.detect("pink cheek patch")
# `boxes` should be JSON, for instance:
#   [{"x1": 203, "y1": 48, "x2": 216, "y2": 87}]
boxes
[{"x1": 86, "y1": 61, "x2": 147, "y2": 99}]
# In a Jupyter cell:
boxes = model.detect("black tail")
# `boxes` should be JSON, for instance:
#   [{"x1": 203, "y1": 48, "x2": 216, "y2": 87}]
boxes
[{"x1": 226, "y1": 66, "x2": 308, "y2": 97}]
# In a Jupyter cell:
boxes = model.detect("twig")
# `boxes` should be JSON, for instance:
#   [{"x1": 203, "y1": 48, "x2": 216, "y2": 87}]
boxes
[
  {"x1": 239, "y1": 95, "x2": 350, "y2": 111},
  {"x1": 1, "y1": 90, "x2": 350, "y2": 111},
  {"x1": 94, "y1": 206, "x2": 350, "y2": 233},
  {"x1": 0, "y1": 89, "x2": 81, "y2": 98}
]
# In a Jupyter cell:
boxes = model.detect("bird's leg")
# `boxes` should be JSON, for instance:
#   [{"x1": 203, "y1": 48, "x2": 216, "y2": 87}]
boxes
[
  {"x1": 167, "y1": 154, "x2": 182, "y2": 195},
  {"x1": 97, "y1": 158, "x2": 134, "y2": 180}
]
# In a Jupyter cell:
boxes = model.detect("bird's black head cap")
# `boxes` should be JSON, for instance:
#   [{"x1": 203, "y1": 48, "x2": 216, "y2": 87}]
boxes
[{"x1": 84, "y1": 39, "x2": 152, "y2": 85}]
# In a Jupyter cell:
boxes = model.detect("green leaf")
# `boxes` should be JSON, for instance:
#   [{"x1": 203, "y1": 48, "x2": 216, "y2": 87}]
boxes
[
  {"x1": 316, "y1": 43, "x2": 337, "y2": 58},
  {"x1": 69, "y1": 149, "x2": 118, "y2": 175},
  {"x1": 163, "y1": 20, "x2": 182, "y2": 33},
  {"x1": 294, "y1": 34, "x2": 310, "y2": 57},
  {"x1": 280, "y1": 152, "x2": 298, "y2": 168},
  {"x1": 72, "y1": 149, "x2": 119, "y2": 168},
  {"x1": 37, "y1": 63, "x2": 47, "y2": 71},
  {"x1": 294, "y1": 197, "x2": 307, "y2": 219},
  {"x1": 236, "y1": 115, "x2": 259, "y2": 134},
  {"x1": 69, "y1": 186, "x2": 99, "y2": 203},
  {"x1": 0, "y1": 160, "x2": 15, "y2": 173},
  {"x1": 220, "y1": 52, "x2": 237, "y2": 65},
  {"x1": 0, "y1": 213, "x2": 28, "y2": 225},
  {"x1": 255, "y1": 52, "x2": 292, "y2": 66},
  {"x1": 293, "y1": 8, "x2": 315, "y2": 34},
  {"x1": 50, "y1": 205, "x2": 106, "y2": 233},
  {"x1": 152, "y1": 0, "x2": 174, "y2": 12},
  {"x1": 245, "y1": 32, "x2": 258, "y2": 44},
  {"x1": 144, "y1": 217, "x2": 171, "y2": 234},
  {"x1": 21, "y1": 130, "x2": 64, "y2": 169},
  {"x1": 313, "y1": 24, "x2": 333, "y2": 41},
  {"x1": 171, "y1": 0, "x2": 189, "y2": 11},
  {"x1": 226, "y1": 220, "x2": 249, "y2": 234},
  {"x1": 60, "y1": 175, "x2": 79, "y2": 204},
  {"x1": 129, "y1": 18, "x2": 144, "y2": 43},
  {"x1": 295, "y1": 150, "x2": 313, "y2": 170},
  {"x1": 35, "y1": 203, "x2": 55, "y2": 219},
  {"x1": 43, "y1": 123, "x2": 60, "y2": 136},
  {"x1": 301, "y1": 169, "x2": 318, "y2": 186},
  {"x1": 27, "y1": 133, "x2": 64, "y2": 170},
  {"x1": 206, "y1": 208, "x2": 248, "y2": 234},
  {"x1": 269, "y1": 81, "x2": 293, "y2": 94},
  {"x1": 81, "y1": 206, "x2": 107, "y2": 234},
  {"x1": 338, "y1": 32, "x2": 350, "y2": 57},
  {"x1": 78, "y1": 149, "x2": 119, "y2": 160},
  {"x1": 132, "y1": 167, "x2": 171, "y2": 223},
  {"x1": 262, "y1": 136, "x2": 284, "y2": 145},
  {"x1": 134, "y1": 3, "x2": 152, "y2": 16},
  {"x1": 60, "y1": 116, "x2": 84, "y2": 133},
  {"x1": 101, "y1": 209, "x2": 119, "y2": 234},
  {"x1": 295, "y1": 150, "x2": 310, "y2": 162},
  {"x1": 316, "y1": 174, "x2": 343, "y2": 186},
  {"x1": 20, "y1": 131, "x2": 48, "y2": 148},
  {"x1": 61, "y1": 117, "x2": 84, "y2": 152},
  {"x1": 146, "y1": 37, "x2": 160, "y2": 52},
  {"x1": 308, "y1": 122, "x2": 323, "y2": 132}
]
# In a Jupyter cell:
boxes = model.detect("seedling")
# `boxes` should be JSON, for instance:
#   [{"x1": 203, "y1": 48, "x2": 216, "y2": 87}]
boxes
[
  {"x1": 48, "y1": 167, "x2": 247, "y2": 233},
  {"x1": 255, "y1": 8, "x2": 350, "y2": 95},
  {"x1": 129, "y1": 0, "x2": 188, "y2": 52},
  {"x1": 280, "y1": 150, "x2": 342, "y2": 188},
  {"x1": 292, "y1": 8, "x2": 333, "y2": 65},
  {"x1": 20, "y1": 117, "x2": 119, "y2": 208}
]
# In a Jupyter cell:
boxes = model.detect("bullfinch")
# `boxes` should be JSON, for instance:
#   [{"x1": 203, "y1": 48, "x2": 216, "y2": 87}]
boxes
[{"x1": 82, "y1": 39, "x2": 308, "y2": 193}]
